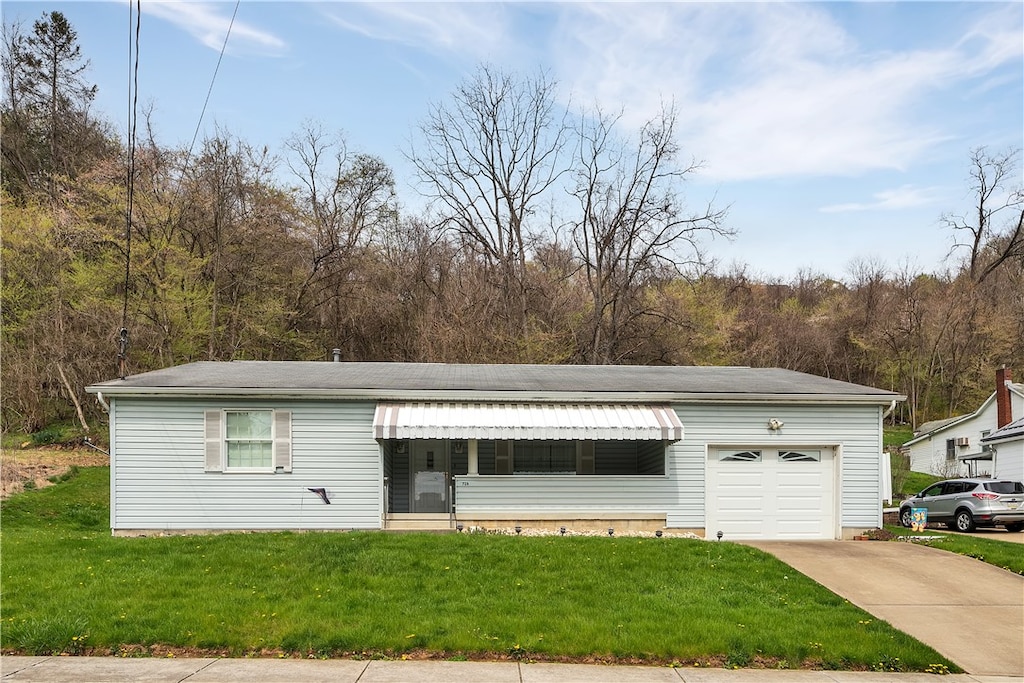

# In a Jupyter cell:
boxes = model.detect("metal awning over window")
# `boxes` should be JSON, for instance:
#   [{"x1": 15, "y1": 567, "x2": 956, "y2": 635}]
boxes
[
  {"x1": 373, "y1": 402, "x2": 683, "y2": 442},
  {"x1": 958, "y1": 451, "x2": 994, "y2": 462}
]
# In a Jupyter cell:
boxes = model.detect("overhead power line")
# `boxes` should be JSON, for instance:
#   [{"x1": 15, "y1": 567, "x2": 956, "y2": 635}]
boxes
[
  {"x1": 120, "y1": 0, "x2": 141, "y2": 379},
  {"x1": 180, "y1": 0, "x2": 240, "y2": 179}
]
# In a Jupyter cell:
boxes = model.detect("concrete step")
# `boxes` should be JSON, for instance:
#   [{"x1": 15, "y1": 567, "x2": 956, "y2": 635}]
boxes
[{"x1": 385, "y1": 514, "x2": 454, "y2": 531}]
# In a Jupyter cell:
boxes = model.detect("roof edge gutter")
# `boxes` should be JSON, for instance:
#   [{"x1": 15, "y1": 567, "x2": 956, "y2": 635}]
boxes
[{"x1": 86, "y1": 386, "x2": 903, "y2": 405}]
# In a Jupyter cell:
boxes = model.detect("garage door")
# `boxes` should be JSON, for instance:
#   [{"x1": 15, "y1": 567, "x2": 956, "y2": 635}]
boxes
[{"x1": 706, "y1": 447, "x2": 835, "y2": 540}]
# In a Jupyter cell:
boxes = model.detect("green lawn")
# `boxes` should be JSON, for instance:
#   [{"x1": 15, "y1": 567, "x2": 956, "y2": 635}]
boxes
[
  {"x1": 882, "y1": 425, "x2": 913, "y2": 450},
  {"x1": 884, "y1": 526, "x2": 1024, "y2": 576},
  {"x1": 1, "y1": 468, "x2": 955, "y2": 671},
  {"x1": 899, "y1": 469, "x2": 943, "y2": 498}
]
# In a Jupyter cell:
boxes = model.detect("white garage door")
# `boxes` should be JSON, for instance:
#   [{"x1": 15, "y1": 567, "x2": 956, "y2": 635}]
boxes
[{"x1": 706, "y1": 447, "x2": 835, "y2": 540}]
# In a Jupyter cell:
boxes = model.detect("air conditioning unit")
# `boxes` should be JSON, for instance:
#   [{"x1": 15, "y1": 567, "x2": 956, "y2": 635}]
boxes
[{"x1": 955, "y1": 437, "x2": 970, "y2": 447}]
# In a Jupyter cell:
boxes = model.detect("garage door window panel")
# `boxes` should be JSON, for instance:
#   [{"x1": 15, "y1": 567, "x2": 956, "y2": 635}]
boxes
[
  {"x1": 719, "y1": 450, "x2": 762, "y2": 462},
  {"x1": 779, "y1": 450, "x2": 821, "y2": 462}
]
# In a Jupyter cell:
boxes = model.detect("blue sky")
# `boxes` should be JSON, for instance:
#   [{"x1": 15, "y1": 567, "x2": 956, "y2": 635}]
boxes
[{"x1": 5, "y1": 1, "x2": 1022, "y2": 280}]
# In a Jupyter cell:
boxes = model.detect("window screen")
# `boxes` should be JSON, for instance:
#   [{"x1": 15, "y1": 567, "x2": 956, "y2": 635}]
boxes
[{"x1": 514, "y1": 441, "x2": 576, "y2": 473}]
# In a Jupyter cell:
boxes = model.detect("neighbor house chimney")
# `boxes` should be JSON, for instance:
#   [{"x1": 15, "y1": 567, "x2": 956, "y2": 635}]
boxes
[
  {"x1": 332, "y1": 348, "x2": 342, "y2": 363},
  {"x1": 996, "y1": 366, "x2": 1013, "y2": 428}
]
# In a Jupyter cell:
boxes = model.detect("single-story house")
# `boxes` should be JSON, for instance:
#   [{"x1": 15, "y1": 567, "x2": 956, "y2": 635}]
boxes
[
  {"x1": 903, "y1": 368, "x2": 1023, "y2": 478},
  {"x1": 86, "y1": 361, "x2": 902, "y2": 540},
  {"x1": 981, "y1": 417, "x2": 1024, "y2": 483}
]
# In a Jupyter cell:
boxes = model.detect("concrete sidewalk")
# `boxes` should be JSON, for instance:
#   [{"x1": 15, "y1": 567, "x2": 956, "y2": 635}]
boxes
[
  {"x1": 747, "y1": 541, "x2": 1024, "y2": 677},
  {"x1": 2, "y1": 656, "x2": 1022, "y2": 683}
]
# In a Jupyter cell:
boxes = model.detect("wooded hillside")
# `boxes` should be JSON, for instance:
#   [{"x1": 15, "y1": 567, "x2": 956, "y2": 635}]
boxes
[{"x1": 3, "y1": 13, "x2": 1023, "y2": 436}]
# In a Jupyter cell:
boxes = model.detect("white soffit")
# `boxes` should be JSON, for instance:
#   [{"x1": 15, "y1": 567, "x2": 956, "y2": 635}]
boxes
[{"x1": 373, "y1": 402, "x2": 683, "y2": 442}]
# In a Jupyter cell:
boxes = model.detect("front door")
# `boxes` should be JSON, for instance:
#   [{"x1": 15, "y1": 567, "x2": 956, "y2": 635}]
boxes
[{"x1": 410, "y1": 439, "x2": 449, "y2": 513}]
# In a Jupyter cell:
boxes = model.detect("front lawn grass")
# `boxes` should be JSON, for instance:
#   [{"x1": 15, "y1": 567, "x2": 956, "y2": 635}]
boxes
[
  {"x1": 1, "y1": 468, "x2": 955, "y2": 671},
  {"x1": 884, "y1": 526, "x2": 1024, "y2": 575}
]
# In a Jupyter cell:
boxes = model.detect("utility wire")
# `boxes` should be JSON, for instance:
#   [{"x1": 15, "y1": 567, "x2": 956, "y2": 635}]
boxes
[
  {"x1": 161, "y1": 0, "x2": 240, "y2": 256},
  {"x1": 178, "y1": 0, "x2": 240, "y2": 185},
  {"x1": 119, "y1": 0, "x2": 141, "y2": 379}
]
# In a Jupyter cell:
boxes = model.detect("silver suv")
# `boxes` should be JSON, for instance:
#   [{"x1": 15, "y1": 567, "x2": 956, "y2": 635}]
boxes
[{"x1": 899, "y1": 478, "x2": 1024, "y2": 533}]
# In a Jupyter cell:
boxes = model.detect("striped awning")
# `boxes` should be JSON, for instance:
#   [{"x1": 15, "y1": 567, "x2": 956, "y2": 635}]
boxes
[{"x1": 373, "y1": 402, "x2": 683, "y2": 442}]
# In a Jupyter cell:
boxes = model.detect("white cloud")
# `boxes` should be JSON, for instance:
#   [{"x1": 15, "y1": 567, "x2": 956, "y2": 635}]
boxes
[
  {"x1": 320, "y1": 2, "x2": 514, "y2": 61},
  {"x1": 143, "y1": 1, "x2": 286, "y2": 55},
  {"x1": 548, "y1": 3, "x2": 1021, "y2": 182},
  {"x1": 954, "y1": 4, "x2": 1024, "y2": 77},
  {"x1": 819, "y1": 185, "x2": 945, "y2": 213}
]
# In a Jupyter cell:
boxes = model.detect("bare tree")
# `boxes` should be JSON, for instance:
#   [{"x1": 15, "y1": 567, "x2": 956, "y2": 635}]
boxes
[
  {"x1": 944, "y1": 146, "x2": 1024, "y2": 284},
  {"x1": 286, "y1": 122, "x2": 397, "y2": 349},
  {"x1": 569, "y1": 105, "x2": 729, "y2": 363},
  {"x1": 408, "y1": 65, "x2": 570, "y2": 330}
]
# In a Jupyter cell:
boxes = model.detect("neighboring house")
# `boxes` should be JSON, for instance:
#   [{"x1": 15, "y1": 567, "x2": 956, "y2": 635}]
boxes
[
  {"x1": 903, "y1": 368, "x2": 1024, "y2": 478},
  {"x1": 86, "y1": 361, "x2": 901, "y2": 541},
  {"x1": 982, "y1": 417, "x2": 1024, "y2": 483}
]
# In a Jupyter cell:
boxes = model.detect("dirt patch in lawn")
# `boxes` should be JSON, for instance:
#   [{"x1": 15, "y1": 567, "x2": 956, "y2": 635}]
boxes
[{"x1": 1, "y1": 446, "x2": 108, "y2": 499}]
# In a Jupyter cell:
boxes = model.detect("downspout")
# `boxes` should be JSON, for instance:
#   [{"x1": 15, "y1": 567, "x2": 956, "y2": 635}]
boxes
[
  {"x1": 96, "y1": 391, "x2": 110, "y2": 414},
  {"x1": 881, "y1": 400, "x2": 898, "y2": 512}
]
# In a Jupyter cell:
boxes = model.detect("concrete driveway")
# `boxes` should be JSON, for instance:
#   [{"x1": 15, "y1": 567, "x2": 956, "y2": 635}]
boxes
[{"x1": 746, "y1": 541, "x2": 1024, "y2": 677}]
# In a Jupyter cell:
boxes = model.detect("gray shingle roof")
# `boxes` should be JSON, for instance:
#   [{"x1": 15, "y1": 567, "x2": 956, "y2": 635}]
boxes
[
  {"x1": 914, "y1": 416, "x2": 962, "y2": 437},
  {"x1": 983, "y1": 416, "x2": 1024, "y2": 442},
  {"x1": 88, "y1": 361, "x2": 900, "y2": 402}
]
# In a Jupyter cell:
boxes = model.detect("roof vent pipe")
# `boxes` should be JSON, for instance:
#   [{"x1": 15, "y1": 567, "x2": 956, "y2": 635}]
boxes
[{"x1": 332, "y1": 348, "x2": 342, "y2": 363}]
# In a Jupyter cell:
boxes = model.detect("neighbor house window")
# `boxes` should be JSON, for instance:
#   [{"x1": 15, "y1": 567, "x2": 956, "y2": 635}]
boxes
[
  {"x1": 225, "y1": 410, "x2": 273, "y2": 469},
  {"x1": 945, "y1": 439, "x2": 956, "y2": 461}
]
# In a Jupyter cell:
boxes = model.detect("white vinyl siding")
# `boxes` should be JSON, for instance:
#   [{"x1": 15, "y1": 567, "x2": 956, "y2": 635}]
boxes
[
  {"x1": 455, "y1": 402, "x2": 883, "y2": 533},
  {"x1": 667, "y1": 403, "x2": 882, "y2": 531},
  {"x1": 111, "y1": 397, "x2": 885, "y2": 536},
  {"x1": 993, "y1": 440, "x2": 1024, "y2": 482},
  {"x1": 906, "y1": 391, "x2": 1024, "y2": 477},
  {"x1": 111, "y1": 398, "x2": 380, "y2": 531}
]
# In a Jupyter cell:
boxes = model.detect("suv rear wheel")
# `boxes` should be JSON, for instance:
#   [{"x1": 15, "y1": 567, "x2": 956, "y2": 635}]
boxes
[
  {"x1": 1005, "y1": 522, "x2": 1024, "y2": 533},
  {"x1": 954, "y1": 508, "x2": 976, "y2": 532},
  {"x1": 899, "y1": 507, "x2": 914, "y2": 528}
]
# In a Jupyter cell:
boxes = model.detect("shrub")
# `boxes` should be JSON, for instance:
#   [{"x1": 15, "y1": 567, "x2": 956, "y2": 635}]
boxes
[{"x1": 30, "y1": 427, "x2": 63, "y2": 446}]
